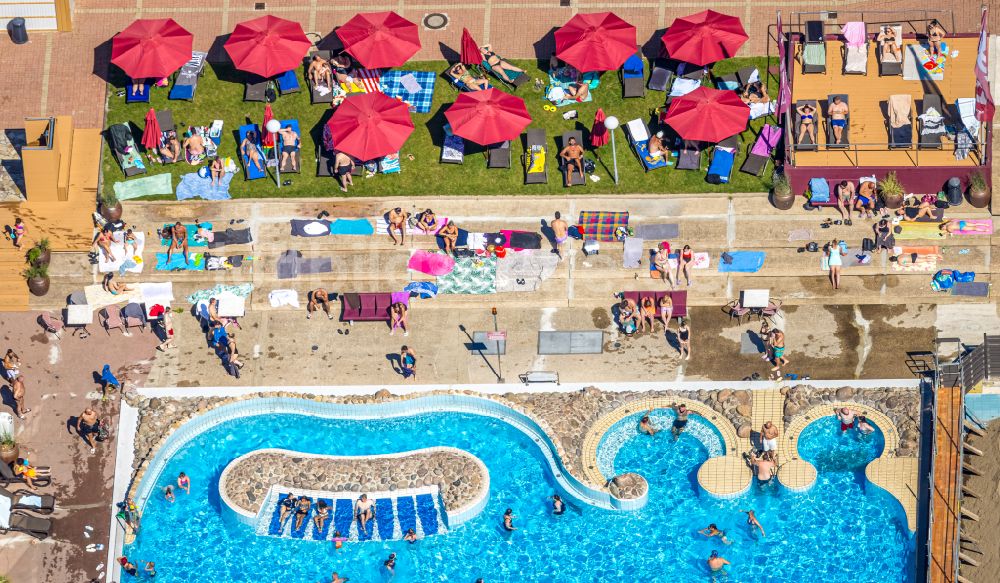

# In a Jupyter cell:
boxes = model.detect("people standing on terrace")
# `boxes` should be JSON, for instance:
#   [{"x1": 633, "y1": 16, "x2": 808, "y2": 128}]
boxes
[
  {"x1": 550, "y1": 212, "x2": 568, "y2": 259},
  {"x1": 760, "y1": 421, "x2": 779, "y2": 454},
  {"x1": 769, "y1": 329, "x2": 788, "y2": 372},
  {"x1": 826, "y1": 239, "x2": 843, "y2": 290},
  {"x1": 677, "y1": 319, "x2": 691, "y2": 360},
  {"x1": 927, "y1": 19, "x2": 946, "y2": 61}
]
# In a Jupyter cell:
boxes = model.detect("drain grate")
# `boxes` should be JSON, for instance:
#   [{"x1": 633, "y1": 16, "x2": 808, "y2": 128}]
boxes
[
  {"x1": 254, "y1": 2, "x2": 265, "y2": 10},
  {"x1": 422, "y1": 13, "x2": 449, "y2": 31}
]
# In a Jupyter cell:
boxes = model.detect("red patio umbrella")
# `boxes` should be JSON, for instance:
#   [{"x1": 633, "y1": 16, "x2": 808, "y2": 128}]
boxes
[
  {"x1": 444, "y1": 89, "x2": 532, "y2": 145},
  {"x1": 261, "y1": 103, "x2": 275, "y2": 148},
  {"x1": 460, "y1": 28, "x2": 481, "y2": 67},
  {"x1": 225, "y1": 15, "x2": 311, "y2": 79},
  {"x1": 326, "y1": 93, "x2": 414, "y2": 161},
  {"x1": 111, "y1": 18, "x2": 193, "y2": 79},
  {"x1": 141, "y1": 108, "x2": 160, "y2": 151},
  {"x1": 590, "y1": 108, "x2": 609, "y2": 147},
  {"x1": 336, "y1": 12, "x2": 421, "y2": 69},
  {"x1": 661, "y1": 86, "x2": 749, "y2": 142},
  {"x1": 554, "y1": 12, "x2": 637, "y2": 72},
  {"x1": 661, "y1": 10, "x2": 748, "y2": 66}
]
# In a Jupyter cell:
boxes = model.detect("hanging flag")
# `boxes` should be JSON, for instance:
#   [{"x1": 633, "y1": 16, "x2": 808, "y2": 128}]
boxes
[
  {"x1": 975, "y1": 7, "x2": 995, "y2": 123},
  {"x1": 776, "y1": 11, "x2": 791, "y2": 116}
]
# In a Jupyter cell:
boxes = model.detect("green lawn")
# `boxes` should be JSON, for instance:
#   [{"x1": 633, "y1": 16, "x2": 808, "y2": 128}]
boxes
[{"x1": 102, "y1": 57, "x2": 777, "y2": 200}]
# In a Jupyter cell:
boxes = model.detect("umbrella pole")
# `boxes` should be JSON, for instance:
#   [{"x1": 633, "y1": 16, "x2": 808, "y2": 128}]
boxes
[{"x1": 271, "y1": 128, "x2": 281, "y2": 189}]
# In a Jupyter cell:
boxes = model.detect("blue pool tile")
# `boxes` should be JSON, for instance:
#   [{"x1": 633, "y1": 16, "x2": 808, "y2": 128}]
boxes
[
  {"x1": 396, "y1": 496, "x2": 417, "y2": 535},
  {"x1": 416, "y1": 494, "x2": 439, "y2": 535},
  {"x1": 375, "y1": 498, "x2": 395, "y2": 540},
  {"x1": 312, "y1": 499, "x2": 334, "y2": 540}
]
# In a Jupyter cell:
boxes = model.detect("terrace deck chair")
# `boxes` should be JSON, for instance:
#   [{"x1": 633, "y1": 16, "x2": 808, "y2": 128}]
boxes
[
  {"x1": 487, "y1": 140, "x2": 511, "y2": 169},
  {"x1": 304, "y1": 50, "x2": 335, "y2": 104},
  {"x1": 802, "y1": 20, "x2": 827, "y2": 74},
  {"x1": 275, "y1": 69, "x2": 301, "y2": 95},
  {"x1": 0, "y1": 510, "x2": 53, "y2": 540},
  {"x1": 715, "y1": 66, "x2": 758, "y2": 90},
  {"x1": 841, "y1": 22, "x2": 868, "y2": 75},
  {"x1": 523, "y1": 128, "x2": 548, "y2": 185},
  {"x1": 888, "y1": 94, "x2": 913, "y2": 149},
  {"x1": 623, "y1": 118, "x2": 668, "y2": 172},
  {"x1": 876, "y1": 25, "x2": 903, "y2": 77},
  {"x1": 151, "y1": 110, "x2": 177, "y2": 164},
  {"x1": 445, "y1": 64, "x2": 491, "y2": 92},
  {"x1": 37, "y1": 312, "x2": 63, "y2": 339},
  {"x1": 794, "y1": 99, "x2": 820, "y2": 150},
  {"x1": 740, "y1": 124, "x2": 780, "y2": 177},
  {"x1": 621, "y1": 53, "x2": 646, "y2": 98},
  {"x1": 121, "y1": 302, "x2": 146, "y2": 332},
  {"x1": 0, "y1": 462, "x2": 51, "y2": 488},
  {"x1": 706, "y1": 135, "x2": 739, "y2": 184},
  {"x1": 99, "y1": 306, "x2": 126, "y2": 335},
  {"x1": 125, "y1": 79, "x2": 151, "y2": 103},
  {"x1": 675, "y1": 140, "x2": 703, "y2": 171},
  {"x1": 277, "y1": 119, "x2": 302, "y2": 174},
  {"x1": 108, "y1": 122, "x2": 147, "y2": 177},
  {"x1": 918, "y1": 93, "x2": 947, "y2": 149},
  {"x1": 244, "y1": 75, "x2": 269, "y2": 102},
  {"x1": 169, "y1": 51, "x2": 207, "y2": 100},
  {"x1": 667, "y1": 64, "x2": 706, "y2": 102},
  {"x1": 237, "y1": 124, "x2": 267, "y2": 180},
  {"x1": 955, "y1": 97, "x2": 980, "y2": 160},
  {"x1": 481, "y1": 51, "x2": 528, "y2": 90},
  {"x1": 559, "y1": 130, "x2": 587, "y2": 187},
  {"x1": 825, "y1": 94, "x2": 850, "y2": 149},
  {"x1": 0, "y1": 486, "x2": 55, "y2": 515},
  {"x1": 440, "y1": 122, "x2": 465, "y2": 165},
  {"x1": 647, "y1": 58, "x2": 673, "y2": 92}
]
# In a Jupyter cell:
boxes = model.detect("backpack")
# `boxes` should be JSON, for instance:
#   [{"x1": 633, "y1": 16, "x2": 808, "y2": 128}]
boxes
[{"x1": 264, "y1": 85, "x2": 277, "y2": 103}]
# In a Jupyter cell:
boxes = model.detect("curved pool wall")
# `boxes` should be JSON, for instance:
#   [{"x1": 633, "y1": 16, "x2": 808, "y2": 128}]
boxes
[
  {"x1": 596, "y1": 410, "x2": 726, "y2": 478},
  {"x1": 130, "y1": 394, "x2": 641, "y2": 525},
  {"x1": 217, "y1": 446, "x2": 490, "y2": 529}
]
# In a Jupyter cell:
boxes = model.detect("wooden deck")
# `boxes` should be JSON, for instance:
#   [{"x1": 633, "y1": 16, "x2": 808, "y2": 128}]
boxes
[
  {"x1": 928, "y1": 383, "x2": 962, "y2": 583},
  {"x1": 790, "y1": 37, "x2": 979, "y2": 168}
]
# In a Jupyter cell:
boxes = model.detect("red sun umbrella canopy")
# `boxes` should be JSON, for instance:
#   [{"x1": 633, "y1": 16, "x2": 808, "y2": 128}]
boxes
[
  {"x1": 336, "y1": 12, "x2": 421, "y2": 69},
  {"x1": 225, "y1": 15, "x2": 311, "y2": 79},
  {"x1": 460, "y1": 28, "x2": 481, "y2": 67},
  {"x1": 661, "y1": 10, "x2": 749, "y2": 66},
  {"x1": 444, "y1": 89, "x2": 532, "y2": 145},
  {"x1": 141, "y1": 108, "x2": 161, "y2": 150},
  {"x1": 590, "y1": 108, "x2": 609, "y2": 147},
  {"x1": 327, "y1": 93, "x2": 414, "y2": 161},
  {"x1": 661, "y1": 86, "x2": 749, "y2": 142},
  {"x1": 111, "y1": 18, "x2": 193, "y2": 79},
  {"x1": 261, "y1": 103, "x2": 275, "y2": 148},
  {"x1": 554, "y1": 12, "x2": 637, "y2": 72}
]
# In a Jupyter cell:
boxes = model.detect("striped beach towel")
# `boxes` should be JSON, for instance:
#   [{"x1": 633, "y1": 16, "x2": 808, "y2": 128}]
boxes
[{"x1": 353, "y1": 69, "x2": 384, "y2": 93}]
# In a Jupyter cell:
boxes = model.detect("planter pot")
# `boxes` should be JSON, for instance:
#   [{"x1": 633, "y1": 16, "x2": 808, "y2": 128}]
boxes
[
  {"x1": 771, "y1": 191, "x2": 795, "y2": 210},
  {"x1": 31, "y1": 249, "x2": 51, "y2": 267},
  {"x1": 101, "y1": 201, "x2": 123, "y2": 223},
  {"x1": 883, "y1": 195, "x2": 904, "y2": 209},
  {"x1": 967, "y1": 187, "x2": 990, "y2": 209},
  {"x1": 0, "y1": 443, "x2": 18, "y2": 466},
  {"x1": 27, "y1": 275, "x2": 49, "y2": 296}
]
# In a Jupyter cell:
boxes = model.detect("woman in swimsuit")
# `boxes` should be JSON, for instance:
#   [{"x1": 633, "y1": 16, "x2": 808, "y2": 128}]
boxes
[
  {"x1": 502, "y1": 508, "x2": 517, "y2": 531},
  {"x1": 904, "y1": 194, "x2": 938, "y2": 222},
  {"x1": 123, "y1": 229, "x2": 138, "y2": 258},
  {"x1": 3, "y1": 349, "x2": 21, "y2": 380},
  {"x1": 676, "y1": 245, "x2": 695, "y2": 286},
  {"x1": 618, "y1": 297, "x2": 639, "y2": 333},
  {"x1": 941, "y1": 219, "x2": 992, "y2": 234},
  {"x1": 826, "y1": 239, "x2": 843, "y2": 290},
  {"x1": 927, "y1": 19, "x2": 946, "y2": 61},
  {"x1": 551, "y1": 495, "x2": 565, "y2": 515},
  {"x1": 164, "y1": 485, "x2": 175, "y2": 503},
  {"x1": 404, "y1": 528, "x2": 418, "y2": 543},
  {"x1": 102, "y1": 273, "x2": 133, "y2": 295},
  {"x1": 654, "y1": 242, "x2": 676, "y2": 288},
  {"x1": 159, "y1": 133, "x2": 181, "y2": 163},
  {"x1": 856, "y1": 415, "x2": 876, "y2": 436},
  {"x1": 177, "y1": 472, "x2": 190, "y2": 494},
  {"x1": 94, "y1": 229, "x2": 116, "y2": 262},
  {"x1": 677, "y1": 319, "x2": 691, "y2": 361},
  {"x1": 796, "y1": 103, "x2": 816, "y2": 144},
  {"x1": 241, "y1": 130, "x2": 264, "y2": 173},
  {"x1": 741, "y1": 509, "x2": 766, "y2": 537},
  {"x1": 389, "y1": 302, "x2": 409, "y2": 336},
  {"x1": 449, "y1": 63, "x2": 489, "y2": 91},
  {"x1": 417, "y1": 209, "x2": 438, "y2": 233},
  {"x1": 698, "y1": 523, "x2": 732, "y2": 545},
  {"x1": 313, "y1": 500, "x2": 330, "y2": 532},
  {"x1": 294, "y1": 496, "x2": 313, "y2": 531},
  {"x1": 209, "y1": 157, "x2": 225, "y2": 187},
  {"x1": 656, "y1": 295, "x2": 673, "y2": 331},
  {"x1": 226, "y1": 334, "x2": 244, "y2": 369},
  {"x1": 878, "y1": 26, "x2": 902, "y2": 62},
  {"x1": 638, "y1": 296, "x2": 656, "y2": 332},
  {"x1": 278, "y1": 495, "x2": 298, "y2": 528},
  {"x1": 480, "y1": 45, "x2": 524, "y2": 83}
]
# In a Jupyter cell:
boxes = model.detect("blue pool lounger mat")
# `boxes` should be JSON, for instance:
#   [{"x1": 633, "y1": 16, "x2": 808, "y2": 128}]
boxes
[
  {"x1": 952, "y1": 282, "x2": 990, "y2": 297},
  {"x1": 333, "y1": 498, "x2": 353, "y2": 537},
  {"x1": 329, "y1": 218, "x2": 375, "y2": 235},
  {"x1": 155, "y1": 253, "x2": 204, "y2": 270},
  {"x1": 396, "y1": 496, "x2": 418, "y2": 535},
  {"x1": 267, "y1": 493, "x2": 292, "y2": 535},
  {"x1": 717, "y1": 251, "x2": 766, "y2": 273},
  {"x1": 415, "y1": 493, "x2": 440, "y2": 535},
  {"x1": 375, "y1": 498, "x2": 395, "y2": 539}
]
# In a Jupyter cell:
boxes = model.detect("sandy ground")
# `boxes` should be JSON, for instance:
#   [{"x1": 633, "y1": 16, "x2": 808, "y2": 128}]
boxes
[{"x1": 959, "y1": 418, "x2": 1000, "y2": 583}]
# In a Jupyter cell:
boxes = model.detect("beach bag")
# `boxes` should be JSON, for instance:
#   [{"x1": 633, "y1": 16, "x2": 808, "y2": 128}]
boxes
[
  {"x1": 583, "y1": 158, "x2": 596, "y2": 174},
  {"x1": 265, "y1": 85, "x2": 277, "y2": 103},
  {"x1": 954, "y1": 270, "x2": 975, "y2": 283},
  {"x1": 862, "y1": 238, "x2": 875, "y2": 252},
  {"x1": 622, "y1": 319, "x2": 637, "y2": 334},
  {"x1": 96, "y1": 419, "x2": 110, "y2": 442},
  {"x1": 931, "y1": 269, "x2": 955, "y2": 291}
]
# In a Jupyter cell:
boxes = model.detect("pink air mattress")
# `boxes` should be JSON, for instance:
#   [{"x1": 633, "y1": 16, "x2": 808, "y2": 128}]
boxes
[{"x1": 408, "y1": 250, "x2": 455, "y2": 276}]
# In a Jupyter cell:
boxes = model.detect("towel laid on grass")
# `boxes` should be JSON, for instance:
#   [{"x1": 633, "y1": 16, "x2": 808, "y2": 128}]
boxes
[
  {"x1": 408, "y1": 250, "x2": 455, "y2": 276},
  {"x1": 175, "y1": 171, "x2": 233, "y2": 200},
  {"x1": 155, "y1": 252, "x2": 204, "y2": 270},
  {"x1": 329, "y1": 219, "x2": 374, "y2": 235},
  {"x1": 161, "y1": 223, "x2": 213, "y2": 247},
  {"x1": 98, "y1": 231, "x2": 146, "y2": 274},
  {"x1": 717, "y1": 251, "x2": 765, "y2": 273},
  {"x1": 113, "y1": 173, "x2": 173, "y2": 201}
]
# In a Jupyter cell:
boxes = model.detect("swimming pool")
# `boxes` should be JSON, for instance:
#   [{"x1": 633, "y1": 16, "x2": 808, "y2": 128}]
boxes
[{"x1": 123, "y1": 400, "x2": 913, "y2": 582}]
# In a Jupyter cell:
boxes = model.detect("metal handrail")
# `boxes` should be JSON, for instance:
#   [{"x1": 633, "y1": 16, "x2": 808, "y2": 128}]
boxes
[
  {"x1": 791, "y1": 139, "x2": 984, "y2": 167},
  {"x1": 789, "y1": 10, "x2": 957, "y2": 36}
]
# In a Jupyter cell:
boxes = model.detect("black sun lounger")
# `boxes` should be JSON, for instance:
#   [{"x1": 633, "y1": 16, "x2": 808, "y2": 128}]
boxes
[
  {"x1": 304, "y1": 50, "x2": 335, "y2": 104},
  {"x1": 559, "y1": 130, "x2": 586, "y2": 187},
  {"x1": 0, "y1": 511, "x2": 52, "y2": 540},
  {"x1": 676, "y1": 139, "x2": 703, "y2": 171},
  {"x1": 825, "y1": 94, "x2": 850, "y2": 149},
  {"x1": 0, "y1": 486, "x2": 55, "y2": 515},
  {"x1": 794, "y1": 99, "x2": 820, "y2": 150},
  {"x1": 802, "y1": 20, "x2": 827, "y2": 74},
  {"x1": 648, "y1": 58, "x2": 673, "y2": 92},
  {"x1": 487, "y1": 140, "x2": 511, "y2": 169},
  {"x1": 244, "y1": 76, "x2": 269, "y2": 102},
  {"x1": 523, "y1": 128, "x2": 548, "y2": 185},
  {"x1": 0, "y1": 462, "x2": 50, "y2": 488},
  {"x1": 918, "y1": 93, "x2": 947, "y2": 150},
  {"x1": 108, "y1": 122, "x2": 146, "y2": 177}
]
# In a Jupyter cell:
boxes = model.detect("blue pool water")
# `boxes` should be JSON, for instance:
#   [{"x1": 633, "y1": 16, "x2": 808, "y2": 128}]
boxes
[{"x1": 124, "y1": 406, "x2": 913, "y2": 582}]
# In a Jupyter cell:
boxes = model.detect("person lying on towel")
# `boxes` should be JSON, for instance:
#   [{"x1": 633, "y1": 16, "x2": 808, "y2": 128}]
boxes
[
  {"x1": 159, "y1": 132, "x2": 181, "y2": 163},
  {"x1": 183, "y1": 132, "x2": 206, "y2": 164},
  {"x1": 277, "y1": 125, "x2": 299, "y2": 172}
]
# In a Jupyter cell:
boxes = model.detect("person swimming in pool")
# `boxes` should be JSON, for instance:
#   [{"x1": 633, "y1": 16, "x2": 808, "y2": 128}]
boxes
[
  {"x1": 836, "y1": 407, "x2": 857, "y2": 431},
  {"x1": 502, "y1": 508, "x2": 517, "y2": 531},
  {"x1": 671, "y1": 403, "x2": 699, "y2": 439},
  {"x1": 741, "y1": 509, "x2": 766, "y2": 537},
  {"x1": 551, "y1": 494, "x2": 565, "y2": 515},
  {"x1": 639, "y1": 408, "x2": 660, "y2": 436},
  {"x1": 404, "y1": 528, "x2": 418, "y2": 543},
  {"x1": 698, "y1": 524, "x2": 732, "y2": 545},
  {"x1": 355, "y1": 494, "x2": 375, "y2": 535},
  {"x1": 856, "y1": 415, "x2": 875, "y2": 436},
  {"x1": 707, "y1": 550, "x2": 731, "y2": 576}
]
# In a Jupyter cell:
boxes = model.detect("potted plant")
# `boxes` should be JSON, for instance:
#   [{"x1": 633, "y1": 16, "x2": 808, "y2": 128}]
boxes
[
  {"x1": 771, "y1": 171, "x2": 794, "y2": 210},
  {"x1": 0, "y1": 430, "x2": 17, "y2": 466},
  {"x1": 880, "y1": 171, "x2": 905, "y2": 209},
  {"x1": 967, "y1": 171, "x2": 990, "y2": 208},
  {"x1": 100, "y1": 190, "x2": 123, "y2": 223},
  {"x1": 23, "y1": 263, "x2": 49, "y2": 296},
  {"x1": 26, "y1": 237, "x2": 51, "y2": 267}
]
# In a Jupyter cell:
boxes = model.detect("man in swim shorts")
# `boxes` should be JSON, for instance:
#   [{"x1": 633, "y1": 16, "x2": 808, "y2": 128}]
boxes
[
  {"x1": 550, "y1": 211, "x2": 568, "y2": 259},
  {"x1": 828, "y1": 96, "x2": 849, "y2": 144},
  {"x1": 387, "y1": 207, "x2": 409, "y2": 246},
  {"x1": 671, "y1": 403, "x2": 699, "y2": 439},
  {"x1": 707, "y1": 550, "x2": 731, "y2": 573},
  {"x1": 836, "y1": 407, "x2": 856, "y2": 431},
  {"x1": 760, "y1": 421, "x2": 779, "y2": 453},
  {"x1": 277, "y1": 125, "x2": 300, "y2": 172},
  {"x1": 333, "y1": 151, "x2": 354, "y2": 193},
  {"x1": 307, "y1": 288, "x2": 333, "y2": 320},
  {"x1": 355, "y1": 494, "x2": 375, "y2": 534},
  {"x1": 770, "y1": 329, "x2": 788, "y2": 372}
]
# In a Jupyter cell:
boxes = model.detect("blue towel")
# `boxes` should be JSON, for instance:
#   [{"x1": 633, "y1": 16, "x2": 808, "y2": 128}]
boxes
[
  {"x1": 276, "y1": 69, "x2": 300, "y2": 93},
  {"x1": 100, "y1": 364, "x2": 120, "y2": 388},
  {"x1": 809, "y1": 178, "x2": 830, "y2": 203},
  {"x1": 717, "y1": 251, "x2": 766, "y2": 273},
  {"x1": 404, "y1": 281, "x2": 438, "y2": 298},
  {"x1": 435, "y1": 228, "x2": 469, "y2": 250},
  {"x1": 154, "y1": 252, "x2": 204, "y2": 271},
  {"x1": 238, "y1": 124, "x2": 267, "y2": 181},
  {"x1": 707, "y1": 149, "x2": 735, "y2": 183},
  {"x1": 125, "y1": 81, "x2": 151, "y2": 103},
  {"x1": 329, "y1": 218, "x2": 374, "y2": 235},
  {"x1": 175, "y1": 172, "x2": 233, "y2": 201}
]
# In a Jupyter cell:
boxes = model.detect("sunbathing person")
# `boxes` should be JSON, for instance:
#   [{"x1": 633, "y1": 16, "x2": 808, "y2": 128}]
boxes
[
  {"x1": 165, "y1": 221, "x2": 188, "y2": 265},
  {"x1": 828, "y1": 96, "x2": 849, "y2": 144},
  {"x1": 334, "y1": 151, "x2": 355, "y2": 193},
  {"x1": 416, "y1": 209, "x2": 438, "y2": 232},
  {"x1": 313, "y1": 500, "x2": 330, "y2": 532},
  {"x1": 654, "y1": 242, "x2": 676, "y2": 288},
  {"x1": 278, "y1": 495, "x2": 298, "y2": 528},
  {"x1": 355, "y1": 494, "x2": 375, "y2": 535},
  {"x1": 449, "y1": 63, "x2": 489, "y2": 91},
  {"x1": 102, "y1": 273, "x2": 134, "y2": 295},
  {"x1": 878, "y1": 26, "x2": 902, "y2": 62},
  {"x1": 927, "y1": 19, "x2": 946, "y2": 61},
  {"x1": 308, "y1": 55, "x2": 333, "y2": 89},
  {"x1": 740, "y1": 81, "x2": 769, "y2": 104},
  {"x1": 564, "y1": 81, "x2": 589, "y2": 102},
  {"x1": 329, "y1": 54, "x2": 353, "y2": 84},
  {"x1": 159, "y1": 133, "x2": 181, "y2": 163},
  {"x1": 241, "y1": 130, "x2": 264, "y2": 173},
  {"x1": 130, "y1": 78, "x2": 145, "y2": 96},
  {"x1": 438, "y1": 220, "x2": 459, "y2": 253},
  {"x1": 903, "y1": 194, "x2": 938, "y2": 221},
  {"x1": 855, "y1": 181, "x2": 877, "y2": 219},
  {"x1": 387, "y1": 207, "x2": 409, "y2": 246},
  {"x1": 646, "y1": 131, "x2": 666, "y2": 159},
  {"x1": 209, "y1": 157, "x2": 224, "y2": 187},
  {"x1": 559, "y1": 136, "x2": 585, "y2": 186},
  {"x1": 796, "y1": 103, "x2": 817, "y2": 143},
  {"x1": 480, "y1": 45, "x2": 525, "y2": 83},
  {"x1": 294, "y1": 496, "x2": 312, "y2": 531},
  {"x1": 94, "y1": 229, "x2": 116, "y2": 262},
  {"x1": 277, "y1": 125, "x2": 300, "y2": 172},
  {"x1": 941, "y1": 219, "x2": 992, "y2": 234},
  {"x1": 183, "y1": 132, "x2": 205, "y2": 163}
]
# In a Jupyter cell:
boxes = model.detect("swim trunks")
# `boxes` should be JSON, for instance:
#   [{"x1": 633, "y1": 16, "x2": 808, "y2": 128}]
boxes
[
  {"x1": 762, "y1": 438, "x2": 778, "y2": 451},
  {"x1": 773, "y1": 346, "x2": 785, "y2": 359},
  {"x1": 840, "y1": 421, "x2": 855, "y2": 431},
  {"x1": 673, "y1": 419, "x2": 688, "y2": 430},
  {"x1": 283, "y1": 145, "x2": 296, "y2": 154},
  {"x1": 831, "y1": 119, "x2": 847, "y2": 127}
]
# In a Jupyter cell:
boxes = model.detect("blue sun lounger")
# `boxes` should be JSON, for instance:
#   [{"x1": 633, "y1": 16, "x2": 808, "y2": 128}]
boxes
[
  {"x1": 169, "y1": 51, "x2": 207, "y2": 100},
  {"x1": 276, "y1": 119, "x2": 301, "y2": 174},
  {"x1": 237, "y1": 124, "x2": 267, "y2": 181},
  {"x1": 624, "y1": 118, "x2": 668, "y2": 172},
  {"x1": 125, "y1": 79, "x2": 151, "y2": 103},
  {"x1": 276, "y1": 69, "x2": 301, "y2": 95}
]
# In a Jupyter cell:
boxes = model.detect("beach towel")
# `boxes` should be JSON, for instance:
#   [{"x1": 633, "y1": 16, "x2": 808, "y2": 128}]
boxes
[
  {"x1": 351, "y1": 68, "x2": 384, "y2": 93},
  {"x1": 891, "y1": 245, "x2": 941, "y2": 271},
  {"x1": 98, "y1": 231, "x2": 146, "y2": 274},
  {"x1": 185, "y1": 284, "x2": 252, "y2": 305},
  {"x1": 208, "y1": 228, "x2": 252, "y2": 248},
  {"x1": 437, "y1": 255, "x2": 497, "y2": 294},
  {"x1": 495, "y1": 252, "x2": 559, "y2": 292},
  {"x1": 903, "y1": 43, "x2": 946, "y2": 80},
  {"x1": 435, "y1": 228, "x2": 470, "y2": 250},
  {"x1": 950, "y1": 219, "x2": 993, "y2": 235},
  {"x1": 113, "y1": 173, "x2": 173, "y2": 201},
  {"x1": 498, "y1": 230, "x2": 543, "y2": 251},
  {"x1": 545, "y1": 81, "x2": 594, "y2": 107},
  {"x1": 160, "y1": 223, "x2": 213, "y2": 247},
  {"x1": 903, "y1": 207, "x2": 945, "y2": 222},
  {"x1": 633, "y1": 224, "x2": 679, "y2": 240},
  {"x1": 952, "y1": 282, "x2": 990, "y2": 297},
  {"x1": 623, "y1": 238, "x2": 644, "y2": 268},
  {"x1": 175, "y1": 171, "x2": 233, "y2": 200},
  {"x1": 717, "y1": 251, "x2": 765, "y2": 273},
  {"x1": 380, "y1": 70, "x2": 436, "y2": 113},
  {"x1": 329, "y1": 219, "x2": 374, "y2": 235},
  {"x1": 749, "y1": 101, "x2": 776, "y2": 120},
  {"x1": 578, "y1": 211, "x2": 629, "y2": 242},
  {"x1": 84, "y1": 284, "x2": 141, "y2": 308},
  {"x1": 404, "y1": 281, "x2": 439, "y2": 298},
  {"x1": 268, "y1": 289, "x2": 300, "y2": 308},
  {"x1": 894, "y1": 222, "x2": 945, "y2": 240},
  {"x1": 155, "y1": 252, "x2": 204, "y2": 270},
  {"x1": 648, "y1": 251, "x2": 711, "y2": 274},
  {"x1": 374, "y1": 215, "x2": 448, "y2": 235},
  {"x1": 408, "y1": 250, "x2": 455, "y2": 276},
  {"x1": 290, "y1": 219, "x2": 332, "y2": 237}
]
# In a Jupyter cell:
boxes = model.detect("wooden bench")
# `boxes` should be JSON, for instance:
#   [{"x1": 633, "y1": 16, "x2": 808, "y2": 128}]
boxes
[{"x1": 340, "y1": 292, "x2": 393, "y2": 324}]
